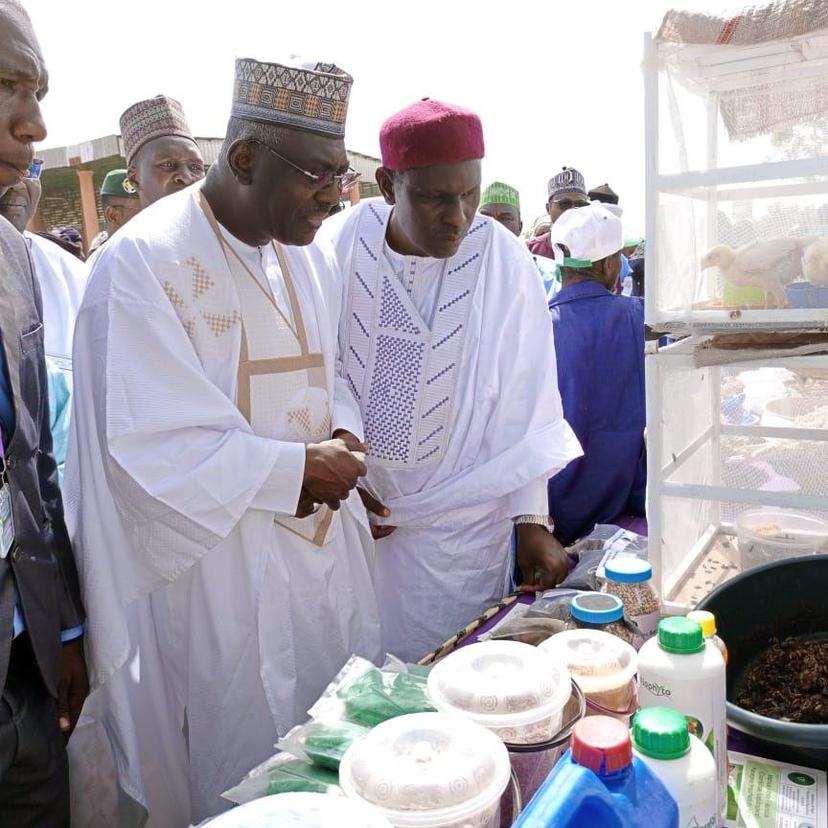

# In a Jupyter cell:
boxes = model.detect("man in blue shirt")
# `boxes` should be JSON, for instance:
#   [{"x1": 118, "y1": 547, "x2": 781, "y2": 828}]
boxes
[
  {"x1": 547, "y1": 203, "x2": 646, "y2": 545},
  {"x1": 0, "y1": 4, "x2": 87, "y2": 824}
]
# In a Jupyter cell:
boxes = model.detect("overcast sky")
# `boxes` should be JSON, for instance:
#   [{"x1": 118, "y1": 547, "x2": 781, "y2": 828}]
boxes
[{"x1": 27, "y1": 0, "x2": 734, "y2": 236}]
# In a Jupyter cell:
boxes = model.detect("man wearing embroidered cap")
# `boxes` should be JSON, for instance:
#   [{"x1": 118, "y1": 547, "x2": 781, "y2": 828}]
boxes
[
  {"x1": 528, "y1": 166, "x2": 590, "y2": 259},
  {"x1": 322, "y1": 99, "x2": 581, "y2": 662},
  {"x1": 547, "y1": 202, "x2": 646, "y2": 545},
  {"x1": 87, "y1": 169, "x2": 141, "y2": 257},
  {"x1": 67, "y1": 58, "x2": 380, "y2": 823},
  {"x1": 479, "y1": 180, "x2": 522, "y2": 236},
  {"x1": 120, "y1": 94, "x2": 205, "y2": 208}
]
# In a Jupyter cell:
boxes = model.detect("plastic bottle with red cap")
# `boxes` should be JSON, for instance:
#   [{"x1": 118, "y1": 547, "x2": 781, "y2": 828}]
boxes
[{"x1": 513, "y1": 715, "x2": 679, "y2": 828}]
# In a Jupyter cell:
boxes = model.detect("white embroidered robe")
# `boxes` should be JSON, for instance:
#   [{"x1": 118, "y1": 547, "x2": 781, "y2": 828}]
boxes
[
  {"x1": 64, "y1": 185, "x2": 381, "y2": 826},
  {"x1": 323, "y1": 200, "x2": 581, "y2": 662}
]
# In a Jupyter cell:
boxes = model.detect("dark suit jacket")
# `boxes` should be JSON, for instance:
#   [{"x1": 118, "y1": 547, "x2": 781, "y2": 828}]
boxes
[{"x1": 0, "y1": 216, "x2": 84, "y2": 696}]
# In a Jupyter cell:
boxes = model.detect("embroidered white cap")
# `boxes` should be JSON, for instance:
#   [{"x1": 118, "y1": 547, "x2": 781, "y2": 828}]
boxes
[{"x1": 550, "y1": 202, "x2": 623, "y2": 269}]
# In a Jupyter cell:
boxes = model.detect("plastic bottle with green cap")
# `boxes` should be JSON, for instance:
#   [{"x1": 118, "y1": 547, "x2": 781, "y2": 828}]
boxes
[
  {"x1": 637, "y1": 617, "x2": 727, "y2": 822},
  {"x1": 632, "y1": 707, "x2": 718, "y2": 828}
]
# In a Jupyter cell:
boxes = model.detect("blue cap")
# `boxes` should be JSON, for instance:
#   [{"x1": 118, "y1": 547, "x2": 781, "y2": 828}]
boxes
[
  {"x1": 571, "y1": 593, "x2": 624, "y2": 625},
  {"x1": 605, "y1": 558, "x2": 652, "y2": 584}
]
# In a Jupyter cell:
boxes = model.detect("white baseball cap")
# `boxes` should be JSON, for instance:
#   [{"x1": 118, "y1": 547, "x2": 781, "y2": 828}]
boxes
[{"x1": 550, "y1": 202, "x2": 623, "y2": 268}]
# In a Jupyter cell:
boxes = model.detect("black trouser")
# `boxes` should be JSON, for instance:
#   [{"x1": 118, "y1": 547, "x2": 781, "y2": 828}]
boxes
[{"x1": 0, "y1": 634, "x2": 69, "y2": 827}]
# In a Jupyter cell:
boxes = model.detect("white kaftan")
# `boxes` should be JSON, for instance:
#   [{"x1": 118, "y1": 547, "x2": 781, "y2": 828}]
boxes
[
  {"x1": 24, "y1": 231, "x2": 87, "y2": 360},
  {"x1": 322, "y1": 200, "x2": 582, "y2": 662},
  {"x1": 64, "y1": 185, "x2": 381, "y2": 826}
]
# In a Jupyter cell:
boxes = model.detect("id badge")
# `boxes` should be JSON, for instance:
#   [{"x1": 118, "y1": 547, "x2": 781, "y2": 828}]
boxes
[{"x1": 0, "y1": 483, "x2": 14, "y2": 559}]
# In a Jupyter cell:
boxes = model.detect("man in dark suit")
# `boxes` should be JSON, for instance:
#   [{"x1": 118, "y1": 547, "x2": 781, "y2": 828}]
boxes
[{"x1": 0, "y1": 2, "x2": 88, "y2": 825}]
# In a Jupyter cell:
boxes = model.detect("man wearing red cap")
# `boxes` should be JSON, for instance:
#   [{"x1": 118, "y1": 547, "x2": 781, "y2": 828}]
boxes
[{"x1": 323, "y1": 99, "x2": 581, "y2": 661}]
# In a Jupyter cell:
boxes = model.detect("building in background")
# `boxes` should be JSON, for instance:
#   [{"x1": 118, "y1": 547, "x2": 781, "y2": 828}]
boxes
[{"x1": 35, "y1": 135, "x2": 381, "y2": 249}]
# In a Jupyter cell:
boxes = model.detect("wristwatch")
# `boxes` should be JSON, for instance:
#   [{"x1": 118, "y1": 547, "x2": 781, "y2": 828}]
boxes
[{"x1": 513, "y1": 514, "x2": 555, "y2": 532}]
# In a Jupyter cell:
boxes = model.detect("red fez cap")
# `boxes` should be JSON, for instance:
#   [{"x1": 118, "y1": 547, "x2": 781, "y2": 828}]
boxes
[{"x1": 380, "y1": 98, "x2": 485, "y2": 171}]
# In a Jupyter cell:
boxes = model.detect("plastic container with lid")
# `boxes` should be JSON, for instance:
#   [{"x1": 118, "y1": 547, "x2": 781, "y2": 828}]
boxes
[
  {"x1": 427, "y1": 641, "x2": 574, "y2": 817},
  {"x1": 205, "y1": 792, "x2": 393, "y2": 827},
  {"x1": 638, "y1": 617, "x2": 726, "y2": 821},
  {"x1": 513, "y1": 716, "x2": 679, "y2": 828},
  {"x1": 567, "y1": 593, "x2": 635, "y2": 644},
  {"x1": 540, "y1": 630, "x2": 638, "y2": 723},
  {"x1": 686, "y1": 610, "x2": 728, "y2": 665},
  {"x1": 735, "y1": 507, "x2": 828, "y2": 570},
  {"x1": 600, "y1": 558, "x2": 660, "y2": 637},
  {"x1": 632, "y1": 707, "x2": 717, "y2": 828},
  {"x1": 339, "y1": 712, "x2": 511, "y2": 828}
]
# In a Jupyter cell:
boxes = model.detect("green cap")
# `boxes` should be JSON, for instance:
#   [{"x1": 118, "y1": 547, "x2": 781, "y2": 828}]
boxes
[
  {"x1": 480, "y1": 181, "x2": 520, "y2": 210},
  {"x1": 100, "y1": 169, "x2": 138, "y2": 198},
  {"x1": 657, "y1": 617, "x2": 705, "y2": 655},
  {"x1": 632, "y1": 707, "x2": 691, "y2": 760}
]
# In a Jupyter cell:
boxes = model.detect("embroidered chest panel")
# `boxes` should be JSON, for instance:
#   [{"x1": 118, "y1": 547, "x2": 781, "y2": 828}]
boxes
[{"x1": 344, "y1": 202, "x2": 489, "y2": 469}]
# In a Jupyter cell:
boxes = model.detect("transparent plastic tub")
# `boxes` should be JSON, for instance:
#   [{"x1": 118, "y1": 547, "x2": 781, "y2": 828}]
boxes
[
  {"x1": 735, "y1": 507, "x2": 828, "y2": 568},
  {"x1": 339, "y1": 712, "x2": 511, "y2": 828},
  {"x1": 206, "y1": 791, "x2": 392, "y2": 827},
  {"x1": 427, "y1": 641, "x2": 573, "y2": 816},
  {"x1": 540, "y1": 631, "x2": 639, "y2": 725}
]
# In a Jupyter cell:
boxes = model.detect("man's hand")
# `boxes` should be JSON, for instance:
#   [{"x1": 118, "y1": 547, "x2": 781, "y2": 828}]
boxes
[
  {"x1": 358, "y1": 488, "x2": 396, "y2": 539},
  {"x1": 57, "y1": 638, "x2": 89, "y2": 742},
  {"x1": 332, "y1": 429, "x2": 363, "y2": 452},
  {"x1": 303, "y1": 437, "x2": 367, "y2": 510},
  {"x1": 516, "y1": 523, "x2": 569, "y2": 590},
  {"x1": 295, "y1": 488, "x2": 319, "y2": 518}
]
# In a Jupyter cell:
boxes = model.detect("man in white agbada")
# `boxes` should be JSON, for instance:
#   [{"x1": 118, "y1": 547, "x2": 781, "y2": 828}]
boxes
[
  {"x1": 322, "y1": 99, "x2": 582, "y2": 663},
  {"x1": 65, "y1": 58, "x2": 381, "y2": 825}
]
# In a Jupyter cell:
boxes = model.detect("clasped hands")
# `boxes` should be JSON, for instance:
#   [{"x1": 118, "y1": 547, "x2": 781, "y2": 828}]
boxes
[{"x1": 297, "y1": 430, "x2": 393, "y2": 538}]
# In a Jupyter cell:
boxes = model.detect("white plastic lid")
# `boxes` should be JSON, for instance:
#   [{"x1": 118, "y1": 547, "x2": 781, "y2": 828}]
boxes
[
  {"x1": 206, "y1": 792, "x2": 392, "y2": 827},
  {"x1": 339, "y1": 712, "x2": 510, "y2": 828},
  {"x1": 427, "y1": 640, "x2": 572, "y2": 729},
  {"x1": 539, "y1": 630, "x2": 638, "y2": 694}
]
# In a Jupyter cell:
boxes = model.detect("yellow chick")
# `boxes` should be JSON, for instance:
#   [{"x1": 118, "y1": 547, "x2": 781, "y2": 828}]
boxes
[
  {"x1": 702, "y1": 238, "x2": 809, "y2": 308},
  {"x1": 803, "y1": 238, "x2": 828, "y2": 286}
]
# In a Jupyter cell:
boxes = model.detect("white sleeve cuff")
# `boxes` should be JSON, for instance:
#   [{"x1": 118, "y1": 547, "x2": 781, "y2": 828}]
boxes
[
  {"x1": 508, "y1": 477, "x2": 549, "y2": 520},
  {"x1": 249, "y1": 441, "x2": 307, "y2": 516}
]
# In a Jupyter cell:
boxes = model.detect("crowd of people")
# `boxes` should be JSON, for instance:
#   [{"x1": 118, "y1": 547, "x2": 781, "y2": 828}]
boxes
[{"x1": 0, "y1": 2, "x2": 647, "y2": 825}]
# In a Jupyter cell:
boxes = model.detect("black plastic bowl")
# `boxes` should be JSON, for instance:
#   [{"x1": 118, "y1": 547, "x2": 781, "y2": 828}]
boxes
[{"x1": 698, "y1": 554, "x2": 828, "y2": 768}]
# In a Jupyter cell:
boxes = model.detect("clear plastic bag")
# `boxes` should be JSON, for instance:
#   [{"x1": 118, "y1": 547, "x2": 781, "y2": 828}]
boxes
[
  {"x1": 276, "y1": 720, "x2": 369, "y2": 771},
  {"x1": 221, "y1": 753, "x2": 341, "y2": 806},
  {"x1": 308, "y1": 655, "x2": 434, "y2": 727},
  {"x1": 559, "y1": 525, "x2": 649, "y2": 591}
]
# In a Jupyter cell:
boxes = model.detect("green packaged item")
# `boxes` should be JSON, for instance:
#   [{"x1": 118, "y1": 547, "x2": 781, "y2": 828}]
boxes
[
  {"x1": 278, "y1": 720, "x2": 369, "y2": 770},
  {"x1": 221, "y1": 753, "x2": 341, "y2": 806},
  {"x1": 342, "y1": 668, "x2": 434, "y2": 726},
  {"x1": 264, "y1": 758, "x2": 339, "y2": 795},
  {"x1": 309, "y1": 656, "x2": 435, "y2": 728}
]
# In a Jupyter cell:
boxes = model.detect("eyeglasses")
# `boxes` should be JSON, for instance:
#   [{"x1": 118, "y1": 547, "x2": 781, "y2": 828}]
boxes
[{"x1": 250, "y1": 141, "x2": 361, "y2": 191}]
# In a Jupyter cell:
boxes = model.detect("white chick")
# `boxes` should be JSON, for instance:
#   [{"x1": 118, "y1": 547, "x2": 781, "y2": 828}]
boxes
[
  {"x1": 702, "y1": 238, "x2": 809, "y2": 308},
  {"x1": 803, "y1": 237, "x2": 828, "y2": 286}
]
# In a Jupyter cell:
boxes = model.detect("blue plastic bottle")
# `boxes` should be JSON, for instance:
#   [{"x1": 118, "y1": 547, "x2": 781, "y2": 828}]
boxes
[{"x1": 514, "y1": 715, "x2": 679, "y2": 828}]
